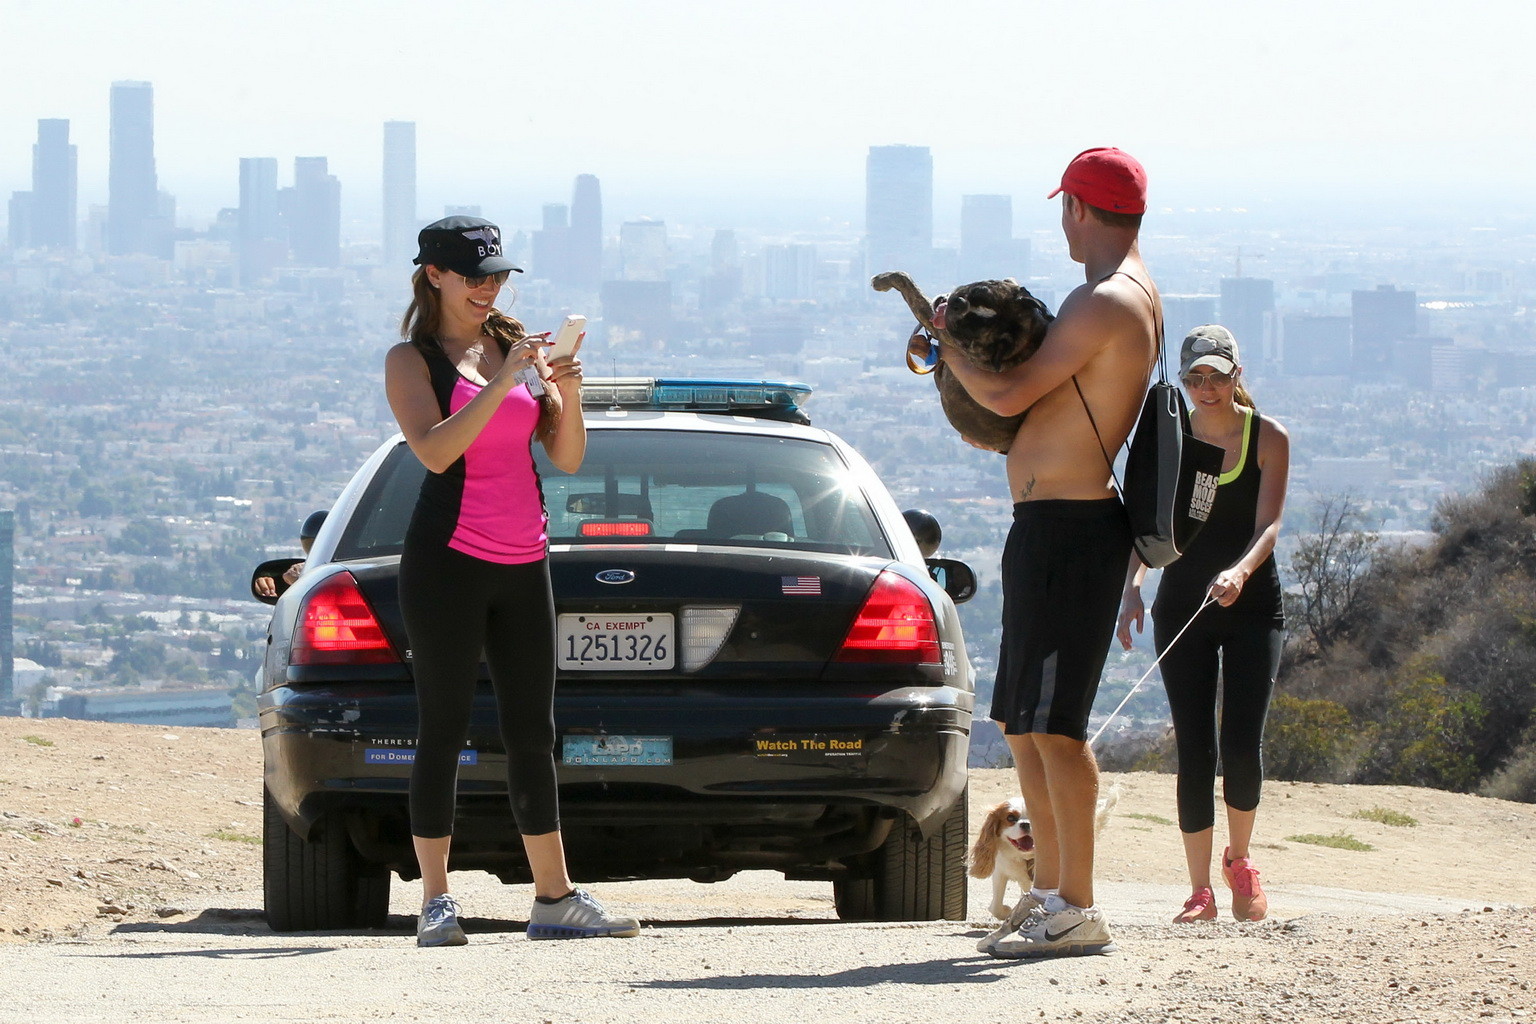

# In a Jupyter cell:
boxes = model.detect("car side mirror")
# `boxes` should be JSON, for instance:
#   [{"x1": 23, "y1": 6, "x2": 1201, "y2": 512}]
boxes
[
  {"x1": 926, "y1": 557, "x2": 976, "y2": 604},
  {"x1": 902, "y1": 508, "x2": 942, "y2": 559},
  {"x1": 251, "y1": 558, "x2": 305, "y2": 605}
]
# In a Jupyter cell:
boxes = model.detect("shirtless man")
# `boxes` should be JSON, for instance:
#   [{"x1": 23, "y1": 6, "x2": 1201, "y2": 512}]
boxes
[{"x1": 930, "y1": 148, "x2": 1158, "y2": 958}]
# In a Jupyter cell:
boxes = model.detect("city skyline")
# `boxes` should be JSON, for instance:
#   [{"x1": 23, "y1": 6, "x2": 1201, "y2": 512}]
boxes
[{"x1": 2, "y1": 1, "x2": 1534, "y2": 233}]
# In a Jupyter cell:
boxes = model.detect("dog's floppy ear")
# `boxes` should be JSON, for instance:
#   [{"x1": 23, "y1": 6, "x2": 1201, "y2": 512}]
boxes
[{"x1": 969, "y1": 804, "x2": 1005, "y2": 878}]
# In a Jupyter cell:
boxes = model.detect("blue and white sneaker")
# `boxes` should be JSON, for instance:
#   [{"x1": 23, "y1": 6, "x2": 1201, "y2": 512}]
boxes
[
  {"x1": 527, "y1": 889, "x2": 640, "y2": 940},
  {"x1": 416, "y1": 893, "x2": 468, "y2": 947}
]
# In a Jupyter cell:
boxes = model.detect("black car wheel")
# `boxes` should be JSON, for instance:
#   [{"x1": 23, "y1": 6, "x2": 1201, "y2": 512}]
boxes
[
  {"x1": 263, "y1": 788, "x2": 390, "y2": 932},
  {"x1": 834, "y1": 786, "x2": 967, "y2": 922}
]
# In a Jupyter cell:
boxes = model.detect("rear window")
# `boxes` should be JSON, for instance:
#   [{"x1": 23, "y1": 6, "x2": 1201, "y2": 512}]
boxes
[{"x1": 334, "y1": 430, "x2": 892, "y2": 559}]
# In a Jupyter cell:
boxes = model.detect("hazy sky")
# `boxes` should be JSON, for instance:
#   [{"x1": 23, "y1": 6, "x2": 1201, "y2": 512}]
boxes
[{"x1": 3, "y1": 0, "x2": 1532, "y2": 233}]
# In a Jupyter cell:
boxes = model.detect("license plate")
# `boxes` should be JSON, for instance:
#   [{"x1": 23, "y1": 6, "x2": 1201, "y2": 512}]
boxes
[
  {"x1": 562, "y1": 735, "x2": 673, "y2": 766},
  {"x1": 557, "y1": 613, "x2": 674, "y2": 670}
]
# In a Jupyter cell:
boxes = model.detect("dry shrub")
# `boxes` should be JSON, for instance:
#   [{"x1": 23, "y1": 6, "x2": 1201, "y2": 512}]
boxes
[{"x1": 1480, "y1": 735, "x2": 1536, "y2": 804}]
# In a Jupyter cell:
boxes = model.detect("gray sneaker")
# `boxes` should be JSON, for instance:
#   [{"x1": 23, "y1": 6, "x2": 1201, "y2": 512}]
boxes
[
  {"x1": 416, "y1": 893, "x2": 468, "y2": 947},
  {"x1": 527, "y1": 889, "x2": 640, "y2": 940},
  {"x1": 987, "y1": 903, "x2": 1116, "y2": 959},
  {"x1": 976, "y1": 891, "x2": 1048, "y2": 953}
]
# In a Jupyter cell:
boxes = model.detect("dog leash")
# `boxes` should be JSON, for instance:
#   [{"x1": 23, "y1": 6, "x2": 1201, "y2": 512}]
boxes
[{"x1": 1088, "y1": 592, "x2": 1218, "y2": 749}]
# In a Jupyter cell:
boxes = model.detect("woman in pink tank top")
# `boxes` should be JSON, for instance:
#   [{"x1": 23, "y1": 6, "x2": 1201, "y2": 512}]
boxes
[{"x1": 384, "y1": 216, "x2": 638, "y2": 946}]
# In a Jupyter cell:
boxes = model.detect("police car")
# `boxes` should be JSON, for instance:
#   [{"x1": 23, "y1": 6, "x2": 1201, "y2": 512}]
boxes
[{"x1": 254, "y1": 378, "x2": 977, "y2": 930}]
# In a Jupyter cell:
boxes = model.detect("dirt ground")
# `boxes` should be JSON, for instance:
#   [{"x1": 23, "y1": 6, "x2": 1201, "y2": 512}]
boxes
[{"x1": 3, "y1": 717, "x2": 1534, "y2": 1023}]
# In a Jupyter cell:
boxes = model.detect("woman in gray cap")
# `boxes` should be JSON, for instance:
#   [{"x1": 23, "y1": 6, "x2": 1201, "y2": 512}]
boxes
[
  {"x1": 1116, "y1": 324, "x2": 1290, "y2": 924},
  {"x1": 385, "y1": 215, "x2": 638, "y2": 946}
]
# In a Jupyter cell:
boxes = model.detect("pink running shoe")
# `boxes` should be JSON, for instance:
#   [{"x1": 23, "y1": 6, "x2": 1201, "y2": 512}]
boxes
[
  {"x1": 1223, "y1": 847, "x2": 1268, "y2": 921},
  {"x1": 1173, "y1": 886, "x2": 1217, "y2": 923}
]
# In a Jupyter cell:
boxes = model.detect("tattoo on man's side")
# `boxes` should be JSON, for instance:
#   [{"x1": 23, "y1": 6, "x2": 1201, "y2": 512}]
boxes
[{"x1": 1019, "y1": 476, "x2": 1036, "y2": 501}]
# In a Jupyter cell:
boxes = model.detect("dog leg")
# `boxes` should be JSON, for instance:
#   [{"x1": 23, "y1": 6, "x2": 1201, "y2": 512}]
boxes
[
  {"x1": 990, "y1": 872, "x2": 1012, "y2": 919},
  {"x1": 871, "y1": 271, "x2": 939, "y2": 334}
]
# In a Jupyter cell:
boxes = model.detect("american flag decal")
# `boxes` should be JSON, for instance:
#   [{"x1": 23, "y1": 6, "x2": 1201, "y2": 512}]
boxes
[{"x1": 780, "y1": 575, "x2": 822, "y2": 595}]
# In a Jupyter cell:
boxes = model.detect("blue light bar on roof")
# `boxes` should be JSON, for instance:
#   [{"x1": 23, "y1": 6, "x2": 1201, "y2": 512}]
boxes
[{"x1": 580, "y1": 377, "x2": 814, "y2": 423}]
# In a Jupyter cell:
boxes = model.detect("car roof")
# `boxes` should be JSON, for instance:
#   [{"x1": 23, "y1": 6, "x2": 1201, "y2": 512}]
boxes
[{"x1": 580, "y1": 408, "x2": 842, "y2": 442}]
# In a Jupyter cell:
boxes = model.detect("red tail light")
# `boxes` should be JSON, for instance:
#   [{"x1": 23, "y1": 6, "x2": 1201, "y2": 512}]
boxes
[
  {"x1": 291, "y1": 572, "x2": 399, "y2": 665},
  {"x1": 578, "y1": 520, "x2": 653, "y2": 537},
  {"x1": 835, "y1": 570, "x2": 941, "y2": 664}
]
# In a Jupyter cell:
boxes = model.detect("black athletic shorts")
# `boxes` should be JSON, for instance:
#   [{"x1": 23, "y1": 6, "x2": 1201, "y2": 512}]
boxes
[{"x1": 989, "y1": 498, "x2": 1131, "y2": 740}]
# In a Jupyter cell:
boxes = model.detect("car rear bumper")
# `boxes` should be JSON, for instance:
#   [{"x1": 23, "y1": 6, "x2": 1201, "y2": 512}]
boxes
[{"x1": 261, "y1": 684, "x2": 971, "y2": 880}]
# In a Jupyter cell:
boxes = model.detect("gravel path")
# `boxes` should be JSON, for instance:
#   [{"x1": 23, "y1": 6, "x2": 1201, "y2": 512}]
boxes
[{"x1": 2, "y1": 719, "x2": 1533, "y2": 1023}]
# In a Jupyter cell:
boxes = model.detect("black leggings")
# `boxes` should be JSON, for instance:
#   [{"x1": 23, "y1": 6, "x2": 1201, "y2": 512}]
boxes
[
  {"x1": 1153, "y1": 604, "x2": 1282, "y2": 834},
  {"x1": 399, "y1": 541, "x2": 560, "y2": 839}
]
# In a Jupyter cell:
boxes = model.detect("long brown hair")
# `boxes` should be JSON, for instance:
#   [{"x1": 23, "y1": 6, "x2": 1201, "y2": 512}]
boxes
[
  {"x1": 399, "y1": 267, "x2": 558, "y2": 438},
  {"x1": 1233, "y1": 374, "x2": 1257, "y2": 411}
]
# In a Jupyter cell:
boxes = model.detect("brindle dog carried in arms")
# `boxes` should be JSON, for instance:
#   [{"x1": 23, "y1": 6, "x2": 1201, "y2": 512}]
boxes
[{"x1": 872, "y1": 272, "x2": 1054, "y2": 453}]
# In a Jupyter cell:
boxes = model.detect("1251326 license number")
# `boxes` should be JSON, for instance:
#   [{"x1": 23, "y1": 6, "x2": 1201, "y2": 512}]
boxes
[{"x1": 557, "y1": 613, "x2": 675, "y2": 671}]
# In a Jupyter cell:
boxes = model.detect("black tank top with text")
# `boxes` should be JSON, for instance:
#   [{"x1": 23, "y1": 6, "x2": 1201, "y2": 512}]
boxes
[{"x1": 1153, "y1": 409, "x2": 1283, "y2": 624}]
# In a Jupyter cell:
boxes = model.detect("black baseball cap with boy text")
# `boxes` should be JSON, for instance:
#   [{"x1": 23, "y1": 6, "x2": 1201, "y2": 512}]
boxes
[{"x1": 412, "y1": 215, "x2": 523, "y2": 277}]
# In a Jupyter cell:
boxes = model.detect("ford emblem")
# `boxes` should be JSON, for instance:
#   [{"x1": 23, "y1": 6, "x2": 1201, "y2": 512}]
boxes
[{"x1": 595, "y1": 569, "x2": 636, "y2": 585}]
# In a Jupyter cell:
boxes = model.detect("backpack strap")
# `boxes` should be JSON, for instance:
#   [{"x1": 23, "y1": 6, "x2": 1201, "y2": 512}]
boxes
[{"x1": 1073, "y1": 269, "x2": 1164, "y2": 490}]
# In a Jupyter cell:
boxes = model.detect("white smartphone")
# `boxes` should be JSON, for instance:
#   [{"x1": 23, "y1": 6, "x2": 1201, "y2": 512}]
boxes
[{"x1": 549, "y1": 314, "x2": 587, "y2": 361}]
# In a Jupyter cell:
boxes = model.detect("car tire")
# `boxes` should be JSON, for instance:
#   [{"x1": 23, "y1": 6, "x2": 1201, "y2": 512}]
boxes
[
  {"x1": 264, "y1": 787, "x2": 390, "y2": 932},
  {"x1": 834, "y1": 786, "x2": 967, "y2": 922}
]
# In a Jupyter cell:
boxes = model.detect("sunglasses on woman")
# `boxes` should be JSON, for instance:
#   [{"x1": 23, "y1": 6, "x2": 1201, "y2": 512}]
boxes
[
  {"x1": 460, "y1": 270, "x2": 512, "y2": 289},
  {"x1": 1182, "y1": 370, "x2": 1235, "y2": 389}
]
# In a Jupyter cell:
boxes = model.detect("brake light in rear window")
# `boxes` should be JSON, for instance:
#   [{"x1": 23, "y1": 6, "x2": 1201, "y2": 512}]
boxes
[
  {"x1": 291, "y1": 572, "x2": 399, "y2": 665},
  {"x1": 578, "y1": 521, "x2": 652, "y2": 537},
  {"x1": 835, "y1": 570, "x2": 940, "y2": 664}
]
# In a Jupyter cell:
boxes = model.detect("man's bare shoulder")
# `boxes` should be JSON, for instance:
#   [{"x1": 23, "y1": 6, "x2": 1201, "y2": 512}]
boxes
[
  {"x1": 1047, "y1": 272, "x2": 1157, "y2": 366},
  {"x1": 1056, "y1": 270, "x2": 1155, "y2": 324}
]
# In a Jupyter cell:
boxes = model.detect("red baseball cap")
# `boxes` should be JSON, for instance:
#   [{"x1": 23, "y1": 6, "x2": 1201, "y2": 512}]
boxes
[{"x1": 1047, "y1": 147, "x2": 1147, "y2": 215}]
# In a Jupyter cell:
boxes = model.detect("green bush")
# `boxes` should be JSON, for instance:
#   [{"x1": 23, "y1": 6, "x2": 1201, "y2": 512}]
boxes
[
  {"x1": 1358, "y1": 672, "x2": 1486, "y2": 791},
  {"x1": 1265, "y1": 694, "x2": 1353, "y2": 782}
]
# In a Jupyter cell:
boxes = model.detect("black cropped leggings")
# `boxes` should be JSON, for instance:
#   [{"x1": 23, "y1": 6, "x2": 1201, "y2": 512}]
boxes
[
  {"x1": 399, "y1": 541, "x2": 560, "y2": 839},
  {"x1": 1153, "y1": 604, "x2": 1282, "y2": 835}
]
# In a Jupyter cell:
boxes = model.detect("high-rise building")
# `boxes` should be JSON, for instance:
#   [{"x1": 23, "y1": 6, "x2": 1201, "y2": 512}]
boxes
[
  {"x1": 620, "y1": 220, "x2": 668, "y2": 281},
  {"x1": 0, "y1": 509, "x2": 12, "y2": 706},
  {"x1": 568, "y1": 174, "x2": 602, "y2": 292},
  {"x1": 238, "y1": 157, "x2": 282, "y2": 285},
  {"x1": 1220, "y1": 277, "x2": 1276, "y2": 366},
  {"x1": 108, "y1": 81, "x2": 159, "y2": 256},
  {"x1": 1283, "y1": 314, "x2": 1351, "y2": 377},
  {"x1": 958, "y1": 194, "x2": 1027, "y2": 282},
  {"x1": 700, "y1": 228, "x2": 741, "y2": 310},
  {"x1": 289, "y1": 157, "x2": 341, "y2": 267},
  {"x1": 1352, "y1": 284, "x2": 1417, "y2": 378},
  {"x1": 382, "y1": 121, "x2": 417, "y2": 265},
  {"x1": 31, "y1": 119, "x2": 76, "y2": 250},
  {"x1": 1162, "y1": 295, "x2": 1219, "y2": 355},
  {"x1": 7, "y1": 193, "x2": 31, "y2": 250},
  {"x1": 865, "y1": 145, "x2": 932, "y2": 280},
  {"x1": 532, "y1": 203, "x2": 570, "y2": 282},
  {"x1": 763, "y1": 243, "x2": 817, "y2": 301}
]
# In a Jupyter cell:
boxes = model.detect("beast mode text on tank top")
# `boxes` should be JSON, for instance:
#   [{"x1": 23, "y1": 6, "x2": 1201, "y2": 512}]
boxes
[{"x1": 414, "y1": 345, "x2": 548, "y2": 564}]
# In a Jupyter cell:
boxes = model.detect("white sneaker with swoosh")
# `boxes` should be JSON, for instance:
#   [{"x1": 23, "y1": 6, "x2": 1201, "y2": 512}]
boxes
[
  {"x1": 976, "y1": 891, "x2": 1048, "y2": 953},
  {"x1": 985, "y1": 903, "x2": 1116, "y2": 958}
]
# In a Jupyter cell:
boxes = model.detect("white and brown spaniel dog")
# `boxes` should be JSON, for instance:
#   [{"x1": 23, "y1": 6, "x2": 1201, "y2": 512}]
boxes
[
  {"x1": 970, "y1": 788, "x2": 1120, "y2": 920},
  {"x1": 969, "y1": 798, "x2": 1036, "y2": 919}
]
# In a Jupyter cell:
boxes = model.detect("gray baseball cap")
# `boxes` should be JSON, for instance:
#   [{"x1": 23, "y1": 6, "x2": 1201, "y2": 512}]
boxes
[{"x1": 1180, "y1": 324, "x2": 1239, "y2": 376}]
